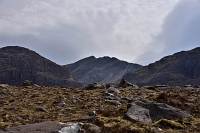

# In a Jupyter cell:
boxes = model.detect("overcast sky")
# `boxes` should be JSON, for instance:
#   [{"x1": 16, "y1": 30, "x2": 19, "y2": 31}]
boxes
[{"x1": 0, "y1": 0, "x2": 199, "y2": 65}]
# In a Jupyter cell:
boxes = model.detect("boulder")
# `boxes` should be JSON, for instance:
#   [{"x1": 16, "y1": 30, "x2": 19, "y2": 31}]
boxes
[
  {"x1": 136, "y1": 101, "x2": 191, "y2": 121},
  {"x1": 125, "y1": 103, "x2": 152, "y2": 124}
]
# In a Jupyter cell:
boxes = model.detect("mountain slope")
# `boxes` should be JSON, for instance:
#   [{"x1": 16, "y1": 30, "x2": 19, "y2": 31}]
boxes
[
  {"x1": 0, "y1": 46, "x2": 79, "y2": 87},
  {"x1": 124, "y1": 47, "x2": 200, "y2": 86},
  {"x1": 65, "y1": 56, "x2": 142, "y2": 84}
]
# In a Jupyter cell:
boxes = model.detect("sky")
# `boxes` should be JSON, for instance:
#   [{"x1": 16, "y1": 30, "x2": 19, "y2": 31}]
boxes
[{"x1": 0, "y1": 0, "x2": 199, "y2": 65}]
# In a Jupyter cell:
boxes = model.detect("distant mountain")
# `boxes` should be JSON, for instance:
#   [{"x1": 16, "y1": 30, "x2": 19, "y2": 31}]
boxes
[
  {"x1": 124, "y1": 47, "x2": 200, "y2": 86},
  {"x1": 65, "y1": 56, "x2": 142, "y2": 84},
  {"x1": 0, "y1": 46, "x2": 80, "y2": 87}
]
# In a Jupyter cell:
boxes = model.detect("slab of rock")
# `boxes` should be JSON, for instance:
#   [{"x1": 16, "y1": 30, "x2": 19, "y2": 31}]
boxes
[
  {"x1": 136, "y1": 101, "x2": 191, "y2": 121},
  {"x1": 0, "y1": 121, "x2": 66, "y2": 133},
  {"x1": 125, "y1": 103, "x2": 152, "y2": 124}
]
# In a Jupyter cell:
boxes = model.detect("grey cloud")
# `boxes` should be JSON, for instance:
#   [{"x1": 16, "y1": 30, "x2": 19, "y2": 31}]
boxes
[
  {"x1": 137, "y1": 0, "x2": 200, "y2": 64},
  {"x1": 0, "y1": 0, "x2": 183, "y2": 65}
]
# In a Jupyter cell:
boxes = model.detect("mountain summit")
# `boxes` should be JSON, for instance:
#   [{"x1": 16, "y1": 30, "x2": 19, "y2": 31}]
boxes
[
  {"x1": 0, "y1": 46, "x2": 79, "y2": 87},
  {"x1": 65, "y1": 56, "x2": 142, "y2": 84}
]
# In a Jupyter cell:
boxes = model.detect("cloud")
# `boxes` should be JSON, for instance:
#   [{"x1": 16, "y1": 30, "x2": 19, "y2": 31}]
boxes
[
  {"x1": 0, "y1": 0, "x2": 179, "y2": 64},
  {"x1": 138, "y1": 0, "x2": 200, "y2": 64}
]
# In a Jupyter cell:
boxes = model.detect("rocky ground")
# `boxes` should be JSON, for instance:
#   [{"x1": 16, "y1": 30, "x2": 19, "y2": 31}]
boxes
[{"x1": 0, "y1": 84, "x2": 200, "y2": 133}]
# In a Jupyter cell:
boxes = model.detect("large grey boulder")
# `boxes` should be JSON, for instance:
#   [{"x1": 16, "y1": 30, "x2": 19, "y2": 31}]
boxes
[
  {"x1": 136, "y1": 101, "x2": 191, "y2": 121},
  {"x1": 125, "y1": 101, "x2": 191, "y2": 124},
  {"x1": 125, "y1": 103, "x2": 152, "y2": 124}
]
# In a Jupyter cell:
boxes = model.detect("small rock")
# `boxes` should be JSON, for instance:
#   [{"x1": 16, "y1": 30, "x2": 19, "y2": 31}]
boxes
[
  {"x1": 59, "y1": 123, "x2": 82, "y2": 133},
  {"x1": 57, "y1": 101, "x2": 66, "y2": 107},
  {"x1": 35, "y1": 106, "x2": 48, "y2": 112},
  {"x1": 106, "y1": 87, "x2": 120, "y2": 96},
  {"x1": 105, "y1": 100, "x2": 121, "y2": 106},
  {"x1": 23, "y1": 80, "x2": 33, "y2": 86},
  {"x1": 0, "y1": 84, "x2": 9, "y2": 88},
  {"x1": 84, "y1": 83, "x2": 104, "y2": 90},
  {"x1": 118, "y1": 79, "x2": 138, "y2": 88}
]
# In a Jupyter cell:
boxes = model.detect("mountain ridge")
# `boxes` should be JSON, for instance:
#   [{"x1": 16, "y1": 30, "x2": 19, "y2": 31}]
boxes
[
  {"x1": 0, "y1": 46, "x2": 80, "y2": 87},
  {"x1": 124, "y1": 47, "x2": 200, "y2": 86}
]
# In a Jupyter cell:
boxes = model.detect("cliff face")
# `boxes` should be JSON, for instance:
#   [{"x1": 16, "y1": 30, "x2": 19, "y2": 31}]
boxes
[
  {"x1": 0, "y1": 46, "x2": 79, "y2": 87},
  {"x1": 65, "y1": 56, "x2": 142, "y2": 84},
  {"x1": 124, "y1": 47, "x2": 200, "y2": 86}
]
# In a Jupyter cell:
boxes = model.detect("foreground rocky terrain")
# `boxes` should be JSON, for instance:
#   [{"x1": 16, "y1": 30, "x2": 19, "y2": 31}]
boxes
[{"x1": 0, "y1": 84, "x2": 200, "y2": 133}]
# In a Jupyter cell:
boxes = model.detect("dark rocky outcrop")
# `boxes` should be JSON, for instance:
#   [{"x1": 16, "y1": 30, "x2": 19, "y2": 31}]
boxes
[
  {"x1": 0, "y1": 46, "x2": 80, "y2": 87},
  {"x1": 65, "y1": 56, "x2": 142, "y2": 84},
  {"x1": 124, "y1": 47, "x2": 200, "y2": 86}
]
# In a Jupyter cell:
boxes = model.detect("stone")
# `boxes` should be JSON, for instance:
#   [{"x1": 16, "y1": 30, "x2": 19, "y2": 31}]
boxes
[
  {"x1": 0, "y1": 121, "x2": 66, "y2": 133},
  {"x1": 105, "y1": 100, "x2": 121, "y2": 106},
  {"x1": 0, "y1": 84, "x2": 9, "y2": 88},
  {"x1": 59, "y1": 123, "x2": 82, "y2": 133},
  {"x1": 23, "y1": 80, "x2": 33, "y2": 86},
  {"x1": 82, "y1": 123, "x2": 101, "y2": 133},
  {"x1": 135, "y1": 100, "x2": 191, "y2": 121},
  {"x1": 106, "y1": 87, "x2": 120, "y2": 96},
  {"x1": 84, "y1": 83, "x2": 104, "y2": 90},
  {"x1": 118, "y1": 79, "x2": 138, "y2": 88},
  {"x1": 125, "y1": 103, "x2": 152, "y2": 124},
  {"x1": 35, "y1": 106, "x2": 48, "y2": 112}
]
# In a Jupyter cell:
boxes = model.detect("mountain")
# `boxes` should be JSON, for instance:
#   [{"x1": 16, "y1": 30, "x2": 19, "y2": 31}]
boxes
[
  {"x1": 124, "y1": 47, "x2": 200, "y2": 86},
  {"x1": 0, "y1": 46, "x2": 80, "y2": 87},
  {"x1": 65, "y1": 56, "x2": 142, "y2": 84}
]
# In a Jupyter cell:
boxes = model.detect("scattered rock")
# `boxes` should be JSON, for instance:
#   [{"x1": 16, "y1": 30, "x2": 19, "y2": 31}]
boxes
[
  {"x1": 33, "y1": 84, "x2": 41, "y2": 87},
  {"x1": 106, "y1": 87, "x2": 120, "y2": 96},
  {"x1": 125, "y1": 103, "x2": 152, "y2": 124},
  {"x1": 23, "y1": 80, "x2": 33, "y2": 86},
  {"x1": 0, "y1": 84, "x2": 9, "y2": 88},
  {"x1": 59, "y1": 123, "x2": 82, "y2": 133},
  {"x1": 84, "y1": 83, "x2": 104, "y2": 90},
  {"x1": 82, "y1": 123, "x2": 101, "y2": 133},
  {"x1": 35, "y1": 106, "x2": 48, "y2": 112},
  {"x1": 105, "y1": 100, "x2": 121, "y2": 106},
  {"x1": 118, "y1": 79, "x2": 138, "y2": 88}
]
